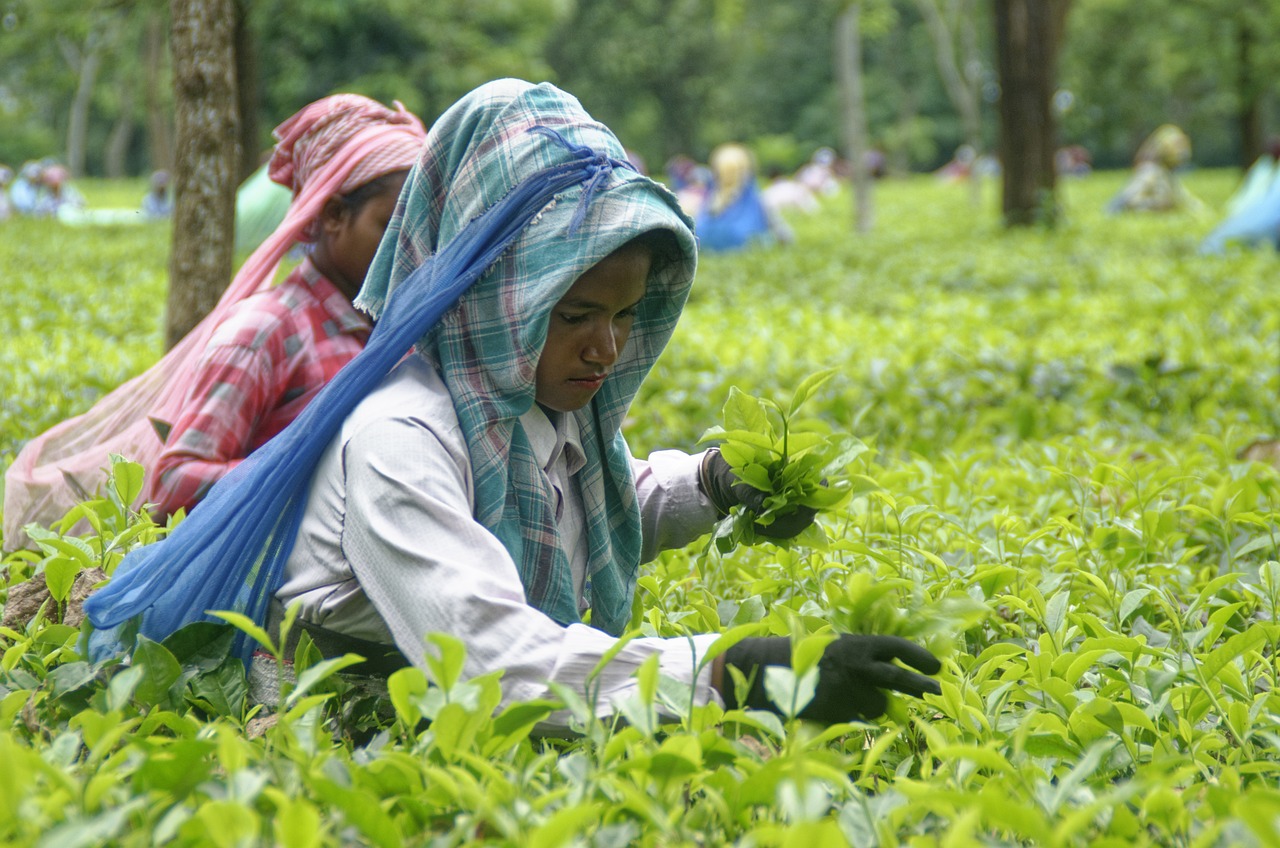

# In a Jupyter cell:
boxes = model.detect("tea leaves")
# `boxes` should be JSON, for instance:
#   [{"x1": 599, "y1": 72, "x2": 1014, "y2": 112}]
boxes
[{"x1": 3, "y1": 172, "x2": 1280, "y2": 845}]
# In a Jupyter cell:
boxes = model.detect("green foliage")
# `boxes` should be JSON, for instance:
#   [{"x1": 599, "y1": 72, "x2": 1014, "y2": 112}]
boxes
[
  {"x1": 3, "y1": 171, "x2": 1280, "y2": 843},
  {"x1": 0, "y1": 213, "x2": 168, "y2": 475},
  {"x1": 250, "y1": 0, "x2": 565, "y2": 138},
  {"x1": 1062, "y1": 0, "x2": 1280, "y2": 168},
  {"x1": 4, "y1": 0, "x2": 1272, "y2": 184},
  {"x1": 699, "y1": 372, "x2": 865, "y2": 550}
]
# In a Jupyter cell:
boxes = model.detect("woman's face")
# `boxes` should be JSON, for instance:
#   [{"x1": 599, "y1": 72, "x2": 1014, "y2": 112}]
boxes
[
  {"x1": 315, "y1": 172, "x2": 407, "y2": 301},
  {"x1": 535, "y1": 242, "x2": 651, "y2": 412}
]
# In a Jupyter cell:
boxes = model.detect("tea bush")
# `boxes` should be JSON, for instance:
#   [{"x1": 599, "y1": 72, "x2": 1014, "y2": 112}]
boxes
[{"x1": 2, "y1": 171, "x2": 1279, "y2": 846}]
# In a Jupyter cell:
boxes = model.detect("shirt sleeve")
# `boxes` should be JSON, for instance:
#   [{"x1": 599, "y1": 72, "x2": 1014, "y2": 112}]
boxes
[
  {"x1": 149, "y1": 342, "x2": 278, "y2": 517},
  {"x1": 338, "y1": 415, "x2": 724, "y2": 729},
  {"x1": 632, "y1": 449, "x2": 722, "y2": 563}
]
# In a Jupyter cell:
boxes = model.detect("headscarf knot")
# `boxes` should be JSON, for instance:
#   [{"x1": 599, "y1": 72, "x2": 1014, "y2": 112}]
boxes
[{"x1": 528, "y1": 125, "x2": 635, "y2": 234}]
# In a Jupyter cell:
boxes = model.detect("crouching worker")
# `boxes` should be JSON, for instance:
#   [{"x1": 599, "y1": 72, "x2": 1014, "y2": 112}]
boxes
[
  {"x1": 1, "y1": 94, "x2": 425, "y2": 550},
  {"x1": 85, "y1": 80, "x2": 941, "y2": 731},
  {"x1": 150, "y1": 94, "x2": 426, "y2": 518}
]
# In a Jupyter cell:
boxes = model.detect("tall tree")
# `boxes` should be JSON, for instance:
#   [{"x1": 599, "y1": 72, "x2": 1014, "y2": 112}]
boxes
[
  {"x1": 233, "y1": 0, "x2": 262, "y2": 182},
  {"x1": 56, "y1": 9, "x2": 128, "y2": 176},
  {"x1": 914, "y1": 0, "x2": 984, "y2": 203},
  {"x1": 103, "y1": 76, "x2": 135, "y2": 178},
  {"x1": 1227, "y1": 1, "x2": 1276, "y2": 168},
  {"x1": 836, "y1": 3, "x2": 873, "y2": 232},
  {"x1": 993, "y1": 0, "x2": 1070, "y2": 227},
  {"x1": 143, "y1": 8, "x2": 174, "y2": 172},
  {"x1": 547, "y1": 0, "x2": 721, "y2": 165},
  {"x1": 166, "y1": 0, "x2": 238, "y2": 349}
]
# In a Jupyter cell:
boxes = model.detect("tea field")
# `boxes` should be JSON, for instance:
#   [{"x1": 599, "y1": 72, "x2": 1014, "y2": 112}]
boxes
[{"x1": 2, "y1": 170, "x2": 1280, "y2": 846}]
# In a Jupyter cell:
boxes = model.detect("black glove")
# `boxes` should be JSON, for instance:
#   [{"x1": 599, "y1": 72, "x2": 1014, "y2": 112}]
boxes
[
  {"x1": 721, "y1": 634, "x2": 942, "y2": 723},
  {"x1": 699, "y1": 448, "x2": 818, "y2": 540}
]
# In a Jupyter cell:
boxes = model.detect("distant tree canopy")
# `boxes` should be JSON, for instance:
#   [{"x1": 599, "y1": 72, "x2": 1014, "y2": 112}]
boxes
[{"x1": 0, "y1": 0, "x2": 1276, "y2": 177}]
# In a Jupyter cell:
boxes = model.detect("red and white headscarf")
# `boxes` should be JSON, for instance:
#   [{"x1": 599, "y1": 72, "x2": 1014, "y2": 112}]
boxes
[
  {"x1": 269, "y1": 94, "x2": 425, "y2": 199},
  {"x1": 2, "y1": 94, "x2": 426, "y2": 549}
]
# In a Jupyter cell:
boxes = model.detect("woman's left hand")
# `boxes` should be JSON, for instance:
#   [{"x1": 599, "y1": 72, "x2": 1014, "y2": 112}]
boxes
[{"x1": 699, "y1": 448, "x2": 818, "y2": 539}]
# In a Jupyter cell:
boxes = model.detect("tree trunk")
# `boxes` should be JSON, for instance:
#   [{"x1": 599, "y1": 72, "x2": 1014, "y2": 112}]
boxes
[
  {"x1": 145, "y1": 11, "x2": 174, "y2": 171},
  {"x1": 1237, "y1": 18, "x2": 1261, "y2": 169},
  {"x1": 105, "y1": 82, "x2": 135, "y2": 179},
  {"x1": 234, "y1": 0, "x2": 261, "y2": 182},
  {"x1": 916, "y1": 0, "x2": 984, "y2": 206},
  {"x1": 61, "y1": 32, "x2": 104, "y2": 177},
  {"x1": 958, "y1": 2, "x2": 984, "y2": 207},
  {"x1": 883, "y1": 19, "x2": 918, "y2": 174},
  {"x1": 166, "y1": 0, "x2": 238, "y2": 350},
  {"x1": 993, "y1": 0, "x2": 1070, "y2": 227},
  {"x1": 836, "y1": 3, "x2": 873, "y2": 233}
]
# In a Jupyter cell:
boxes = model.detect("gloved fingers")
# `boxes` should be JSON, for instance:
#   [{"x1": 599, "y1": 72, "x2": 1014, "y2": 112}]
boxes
[
  {"x1": 801, "y1": 685, "x2": 886, "y2": 723},
  {"x1": 752, "y1": 505, "x2": 818, "y2": 540},
  {"x1": 707, "y1": 450, "x2": 820, "y2": 537},
  {"x1": 846, "y1": 687, "x2": 887, "y2": 721},
  {"x1": 726, "y1": 636, "x2": 793, "y2": 671},
  {"x1": 867, "y1": 635, "x2": 943, "y2": 676},
  {"x1": 702, "y1": 449, "x2": 769, "y2": 515},
  {"x1": 729, "y1": 480, "x2": 771, "y2": 514},
  {"x1": 865, "y1": 661, "x2": 943, "y2": 699}
]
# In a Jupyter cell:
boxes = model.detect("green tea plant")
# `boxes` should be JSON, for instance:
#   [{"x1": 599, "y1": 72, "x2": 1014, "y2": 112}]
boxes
[{"x1": 3, "y1": 170, "x2": 1280, "y2": 845}]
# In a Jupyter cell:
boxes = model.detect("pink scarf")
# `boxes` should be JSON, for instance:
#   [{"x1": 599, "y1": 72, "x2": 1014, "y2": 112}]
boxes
[{"x1": 3, "y1": 95, "x2": 424, "y2": 550}]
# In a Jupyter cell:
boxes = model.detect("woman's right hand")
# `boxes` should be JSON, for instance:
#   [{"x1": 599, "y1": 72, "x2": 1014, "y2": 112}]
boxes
[{"x1": 714, "y1": 634, "x2": 943, "y2": 723}]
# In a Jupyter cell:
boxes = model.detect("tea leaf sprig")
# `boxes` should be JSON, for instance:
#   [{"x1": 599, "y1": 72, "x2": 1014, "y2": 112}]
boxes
[{"x1": 698, "y1": 369, "x2": 871, "y2": 550}]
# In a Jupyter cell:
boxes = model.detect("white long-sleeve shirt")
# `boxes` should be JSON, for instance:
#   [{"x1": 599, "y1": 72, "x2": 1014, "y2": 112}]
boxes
[{"x1": 278, "y1": 355, "x2": 724, "y2": 726}]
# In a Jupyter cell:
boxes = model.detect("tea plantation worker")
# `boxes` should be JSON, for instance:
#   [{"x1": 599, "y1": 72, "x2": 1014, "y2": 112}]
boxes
[
  {"x1": 1199, "y1": 137, "x2": 1280, "y2": 255},
  {"x1": 148, "y1": 94, "x2": 426, "y2": 518},
  {"x1": 85, "y1": 80, "x2": 942, "y2": 731},
  {"x1": 0, "y1": 164, "x2": 12, "y2": 222},
  {"x1": 1, "y1": 95, "x2": 425, "y2": 549},
  {"x1": 663, "y1": 154, "x2": 710, "y2": 218},
  {"x1": 140, "y1": 170, "x2": 174, "y2": 219},
  {"x1": 695, "y1": 142, "x2": 793, "y2": 252},
  {"x1": 34, "y1": 164, "x2": 86, "y2": 219},
  {"x1": 1105, "y1": 124, "x2": 1201, "y2": 215},
  {"x1": 796, "y1": 146, "x2": 842, "y2": 196},
  {"x1": 8, "y1": 160, "x2": 44, "y2": 215}
]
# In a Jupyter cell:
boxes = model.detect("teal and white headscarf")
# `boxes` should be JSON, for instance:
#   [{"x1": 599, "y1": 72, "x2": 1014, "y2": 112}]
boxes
[{"x1": 357, "y1": 80, "x2": 698, "y2": 636}]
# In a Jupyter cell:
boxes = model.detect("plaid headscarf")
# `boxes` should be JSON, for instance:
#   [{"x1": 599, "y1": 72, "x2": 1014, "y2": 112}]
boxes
[{"x1": 356, "y1": 79, "x2": 698, "y2": 635}]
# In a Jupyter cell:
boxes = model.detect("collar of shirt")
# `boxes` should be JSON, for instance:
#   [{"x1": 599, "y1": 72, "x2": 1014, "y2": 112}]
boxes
[
  {"x1": 297, "y1": 256, "x2": 374, "y2": 337},
  {"x1": 519, "y1": 405, "x2": 586, "y2": 478}
]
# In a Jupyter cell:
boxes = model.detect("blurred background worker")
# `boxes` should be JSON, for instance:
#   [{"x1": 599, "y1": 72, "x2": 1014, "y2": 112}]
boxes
[
  {"x1": 695, "y1": 142, "x2": 793, "y2": 252},
  {"x1": 1105, "y1": 124, "x2": 1200, "y2": 214}
]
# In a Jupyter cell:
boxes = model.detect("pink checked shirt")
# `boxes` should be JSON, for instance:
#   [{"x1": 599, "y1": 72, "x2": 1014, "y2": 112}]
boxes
[{"x1": 150, "y1": 259, "x2": 371, "y2": 517}]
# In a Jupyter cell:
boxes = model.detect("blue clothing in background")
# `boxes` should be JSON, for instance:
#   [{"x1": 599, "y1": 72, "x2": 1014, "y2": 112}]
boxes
[
  {"x1": 695, "y1": 180, "x2": 772, "y2": 252},
  {"x1": 1200, "y1": 155, "x2": 1280, "y2": 254},
  {"x1": 10, "y1": 176, "x2": 40, "y2": 215}
]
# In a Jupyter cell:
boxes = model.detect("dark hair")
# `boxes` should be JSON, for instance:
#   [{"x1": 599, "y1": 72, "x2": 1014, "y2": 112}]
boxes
[
  {"x1": 338, "y1": 169, "x2": 410, "y2": 215},
  {"x1": 628, "y1": 228, "x2": 685, "y2": 279}
]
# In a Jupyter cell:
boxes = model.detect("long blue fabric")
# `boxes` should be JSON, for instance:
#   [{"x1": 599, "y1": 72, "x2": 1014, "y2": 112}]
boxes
[{"x1": 85, "y1": 146, "x2": 623, "y2": 664}]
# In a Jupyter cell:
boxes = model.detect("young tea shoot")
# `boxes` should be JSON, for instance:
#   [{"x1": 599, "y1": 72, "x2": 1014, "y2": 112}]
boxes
[{"x1": 699, "y1": 369, "x2": 871, "y2": 551}]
